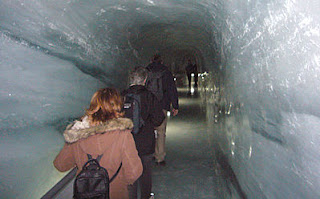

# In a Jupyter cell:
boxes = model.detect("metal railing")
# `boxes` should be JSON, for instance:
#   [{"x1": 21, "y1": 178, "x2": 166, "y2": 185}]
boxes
[{"x1": 41, "y1": 168, "x2": 77, "y2": 199}]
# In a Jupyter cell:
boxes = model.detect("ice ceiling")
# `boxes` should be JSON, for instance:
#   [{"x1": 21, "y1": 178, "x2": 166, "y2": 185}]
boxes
[{"x1": 1, "y1": 0, "x2": 320, "y2": 198}]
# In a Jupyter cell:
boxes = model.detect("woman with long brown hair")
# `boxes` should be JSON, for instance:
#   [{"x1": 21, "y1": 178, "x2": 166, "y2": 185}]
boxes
[{"x1": 54, "y1": 88, "x2": 142, "y2": 199}]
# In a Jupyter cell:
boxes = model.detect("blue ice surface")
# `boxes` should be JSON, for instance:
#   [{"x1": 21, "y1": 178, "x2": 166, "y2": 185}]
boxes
[{"x1": 1, "y1": 0, "x2": 320, "y2": 198}]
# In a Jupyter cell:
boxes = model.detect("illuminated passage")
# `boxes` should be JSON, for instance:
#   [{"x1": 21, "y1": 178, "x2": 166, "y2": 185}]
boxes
[{"x1": 1, "y1": 0, "x2": 320, "y2": 198}]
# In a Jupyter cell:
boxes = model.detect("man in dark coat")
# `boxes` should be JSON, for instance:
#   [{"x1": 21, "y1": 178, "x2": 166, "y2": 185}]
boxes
[
  {"x1": 185, "y1": 59, "x2": 198, "y2": 88},
  {"x1": 122, "y1": 66, "x2": 165, "y2": 199},
  {"x1": 146, "y1": 54, "x2": 179, "y2": 166}
]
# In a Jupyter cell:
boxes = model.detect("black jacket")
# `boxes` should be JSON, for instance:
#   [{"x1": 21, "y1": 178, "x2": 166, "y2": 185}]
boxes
[
  {"x1": 146, "y1": 62, "x2": 179, "y2": 111},
  {"x1": 122, "y1": 85, "x2": 165, "y2": 156},
  {"x1": 185, "y1": 63, "x2": 196, "y2": 74}
]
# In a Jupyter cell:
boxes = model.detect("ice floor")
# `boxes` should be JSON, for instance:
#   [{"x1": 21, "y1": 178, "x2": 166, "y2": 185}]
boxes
[{"x1": 152, "y1": 88, "x2": 218, "y2": 199}]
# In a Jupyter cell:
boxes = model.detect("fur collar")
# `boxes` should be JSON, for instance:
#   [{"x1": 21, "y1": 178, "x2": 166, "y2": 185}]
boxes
[{"x1": 63, "y1": 117, "x2": 133, "y2": 143}]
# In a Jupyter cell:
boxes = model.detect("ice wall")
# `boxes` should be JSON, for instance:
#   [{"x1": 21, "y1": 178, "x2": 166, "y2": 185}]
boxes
[
  {"x1": 206, "y1": 0, "x2": 320, "y2": 198},
  {"x1": 0, "y1": 33, "x2": 106, "y2": 198},
  {"x1": 1, "y1": 0, "x2": 320, "y2": 198}
]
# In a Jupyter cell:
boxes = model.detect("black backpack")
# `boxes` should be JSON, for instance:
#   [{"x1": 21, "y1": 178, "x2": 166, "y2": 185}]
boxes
[
  {"x1": 73, "y1": 154, "x2": 122, "y2": 199},
  {"x1": 123, "y1": 93, "x2": 145, "y2": 134},
  {"x1": 146, "y1": 69, "x2": 165, "y2": 101}
]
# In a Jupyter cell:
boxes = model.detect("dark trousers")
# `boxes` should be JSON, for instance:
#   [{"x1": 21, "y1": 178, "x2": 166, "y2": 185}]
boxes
[
  {"x1": 194, "y1": 72, "x2": 198, "y2": 87},
  {"x1": 187, "y1": 73, "x2": 198, "y2": 88},
  {"x1": 187, "y1": 73, "x2": 192, "y2": 88},
  {"x1": 128, "y1": 154, "x2": 153, "y2": 199}
]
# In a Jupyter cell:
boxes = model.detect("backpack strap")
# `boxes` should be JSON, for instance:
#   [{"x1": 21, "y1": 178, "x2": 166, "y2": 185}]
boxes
[
  {"x1": 110, "y1": 163, "x2": 122, "y2": 182},
  {"x1": 87, "y1": 154, "x2": 103, "y2": 162},
  {"x1": 87, "y1": 153, "x2": 122, "y2": 182}
]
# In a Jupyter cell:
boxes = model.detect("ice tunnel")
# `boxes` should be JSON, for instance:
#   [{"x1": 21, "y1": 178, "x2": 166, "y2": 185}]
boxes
[{"x1": 1, "y1": 0, "x2": 320, "y2": 198}]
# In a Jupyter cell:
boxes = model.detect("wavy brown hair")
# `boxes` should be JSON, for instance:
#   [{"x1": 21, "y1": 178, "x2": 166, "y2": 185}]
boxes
[{"x1": 85, "y1": 88, "x2": 124, "y2": 126}]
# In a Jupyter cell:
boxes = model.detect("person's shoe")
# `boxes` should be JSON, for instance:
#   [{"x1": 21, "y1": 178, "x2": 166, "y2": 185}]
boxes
[
  {"x1": 149, "y1": 192, "x2": 155, "y2": 199},
  {"x1": 155, "y1": 161, "x2": 166, "y2": 166}
]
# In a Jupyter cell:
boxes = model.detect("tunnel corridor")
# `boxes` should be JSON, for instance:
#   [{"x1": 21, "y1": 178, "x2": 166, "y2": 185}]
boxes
[
  {"x1": 47, "y1": 85, "x2": 228, "y2": 199},
  {"x1": 1, "y1": 0, "x2": 320, "y2": 198}
]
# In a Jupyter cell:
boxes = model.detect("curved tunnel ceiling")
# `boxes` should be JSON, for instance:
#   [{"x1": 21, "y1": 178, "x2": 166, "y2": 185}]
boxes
[{"x1": 1, "y1": 0, "x2": 220, "y2": 84}]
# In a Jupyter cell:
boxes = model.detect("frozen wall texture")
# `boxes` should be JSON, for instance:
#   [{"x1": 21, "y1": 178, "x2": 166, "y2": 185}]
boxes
[
  {"x1": 215, "y1": 1, "x2": 320, "y2": 198},
  {"x1": 0, "y1": 0, "x2": 320, "y2": 198}
]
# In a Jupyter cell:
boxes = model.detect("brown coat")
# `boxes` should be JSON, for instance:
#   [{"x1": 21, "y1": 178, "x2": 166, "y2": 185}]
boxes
[{"x1": 53, "y1": 117, "x2": 143, "y2": 199}]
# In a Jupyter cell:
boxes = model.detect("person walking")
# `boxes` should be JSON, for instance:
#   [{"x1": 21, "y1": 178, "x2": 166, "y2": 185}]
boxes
[
  {"x1": 122, "y1": 66, "x2": 165, "y2": 199},
  {"x1": 53, "y1": 88, "x2": 143, "y2": 199},
  {"x1": 193, "y1": 62, "x2": 198, "y2": 88},
  {"x1": 185, "y1": 59, "x2": 198, "y2": 88},
  {"x1": 185, "y1": 59, "x2": 194, "y2": 89},
  {"x1": 146, "y1": 54, "x2": 179, "y2": 166}
]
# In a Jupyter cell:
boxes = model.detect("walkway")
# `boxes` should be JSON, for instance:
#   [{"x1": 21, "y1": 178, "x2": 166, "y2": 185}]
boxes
[{"x1": 152, "y1": 88, "x2": 219, "y2": 199}]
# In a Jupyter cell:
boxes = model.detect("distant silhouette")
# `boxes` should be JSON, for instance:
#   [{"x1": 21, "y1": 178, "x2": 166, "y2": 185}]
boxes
[{"x1": 185, "y1": 59, "x2": 198, "y2": 88}]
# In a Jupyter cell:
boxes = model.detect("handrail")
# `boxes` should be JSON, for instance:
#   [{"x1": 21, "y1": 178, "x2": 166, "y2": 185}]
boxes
[{"x1": 41, "y1": 168, "x2": 77, "y2": 199}]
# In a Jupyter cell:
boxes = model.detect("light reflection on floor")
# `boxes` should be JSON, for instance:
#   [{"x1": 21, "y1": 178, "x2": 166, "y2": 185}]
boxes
[
  {"x1": 151, "y1": 80, "x2": 248, "y2": 199},
  {"x1": 152, "y1": 86, "x2": 229, "y2": 199}
]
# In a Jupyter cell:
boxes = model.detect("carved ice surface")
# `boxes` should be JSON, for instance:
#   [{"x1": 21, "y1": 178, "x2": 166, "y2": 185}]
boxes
[{"x1": 1, "y1": 0, "x2": 320, "y2": 198}]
